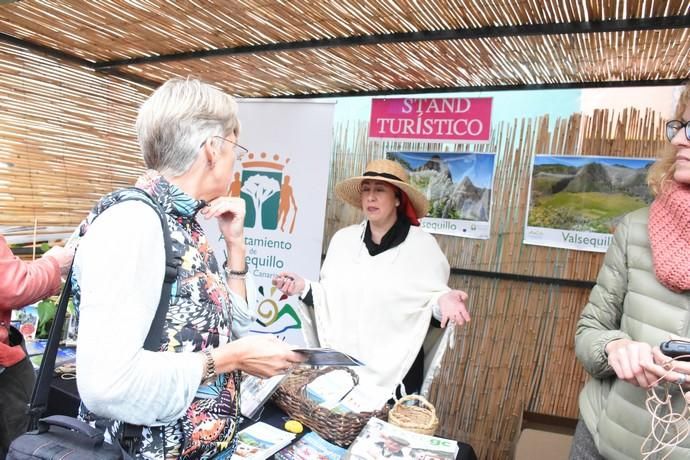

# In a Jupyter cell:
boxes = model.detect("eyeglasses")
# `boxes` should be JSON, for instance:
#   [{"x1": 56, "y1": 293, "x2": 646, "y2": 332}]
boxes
[
  {"x1": 200, "y1": 136, "x2": 249, "y2": 160},
  {"x1": 666, "y1": 120, "x2": 690, "y2": 142}
]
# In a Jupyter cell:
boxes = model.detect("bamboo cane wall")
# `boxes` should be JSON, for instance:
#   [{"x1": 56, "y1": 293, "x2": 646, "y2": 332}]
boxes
[
  {"x1": 327, "y1": 110, "x2": 667, "y2": 459},
  {"x1": 0, "y1": 42, "x2": 150, "y2": 241}
]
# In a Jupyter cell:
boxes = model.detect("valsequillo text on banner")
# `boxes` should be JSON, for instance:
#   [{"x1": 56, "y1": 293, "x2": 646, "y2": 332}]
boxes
[{"x1": 201, "y1": 100, "x2": 334, "y2": 346}]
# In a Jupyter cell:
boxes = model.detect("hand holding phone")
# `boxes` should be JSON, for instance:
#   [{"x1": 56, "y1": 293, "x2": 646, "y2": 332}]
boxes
[{"x1": 659, "y1": 340, "x2": 690, "y2": 361}]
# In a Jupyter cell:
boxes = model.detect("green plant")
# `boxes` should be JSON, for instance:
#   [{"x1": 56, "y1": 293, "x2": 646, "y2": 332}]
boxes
[
  {"x1": 35, "y1": 296, "x2": 74, "y2": 339},
  {"x1": 36, "y1": 298, "x2": 57, "y2": 339}
]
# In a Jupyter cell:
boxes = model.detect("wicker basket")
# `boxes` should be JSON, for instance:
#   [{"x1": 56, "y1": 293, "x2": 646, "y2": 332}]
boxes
[
  {"x1": 388, "y1": 394, "x2": 439, "y2": 436},
  {"x1": 272, "y1": 366, "x2": 389, "y2": 447}
]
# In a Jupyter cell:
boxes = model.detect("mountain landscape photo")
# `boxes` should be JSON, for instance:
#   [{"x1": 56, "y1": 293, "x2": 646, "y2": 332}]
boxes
[
  {"x1": 392, "y1": 153, "x2": 492, "y2": 222},
  {"x1": 528, "y1": 156, "x2": 653, "y2": 233}
]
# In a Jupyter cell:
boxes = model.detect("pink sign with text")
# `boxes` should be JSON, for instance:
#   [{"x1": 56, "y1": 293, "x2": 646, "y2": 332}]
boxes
[{"x1": 369, "y1": 97, "x2": 492, "y2": 142}]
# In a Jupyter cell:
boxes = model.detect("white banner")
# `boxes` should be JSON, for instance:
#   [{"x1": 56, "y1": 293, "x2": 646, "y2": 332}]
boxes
[{"x1": 201, "y1": 100, "x2": 334, "y2": 345}]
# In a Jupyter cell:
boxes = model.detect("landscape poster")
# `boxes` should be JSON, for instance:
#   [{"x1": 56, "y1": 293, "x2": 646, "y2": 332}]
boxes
[
  {"x1": 524, "y1": 155, "x2": 655, "y2": 252},
  {"x1": 387, "y1": 151, "x2": 496, "y2": 239}
]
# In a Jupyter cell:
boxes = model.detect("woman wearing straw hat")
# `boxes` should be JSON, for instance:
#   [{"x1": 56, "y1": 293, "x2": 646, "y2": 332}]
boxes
[{"x1": 273, "y1": 158, "x2": 470, "y2": 395}]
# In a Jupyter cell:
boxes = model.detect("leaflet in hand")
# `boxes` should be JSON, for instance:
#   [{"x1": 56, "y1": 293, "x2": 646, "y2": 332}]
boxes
[
  {"x1": 344, "y1": 417, "x2": 459, "y2": 459},
  {"x1": 230, "y1": 421, "x2": 295, "y2": 460},
  {"x1": 294, "y1": 347, "x2": 364, "y2": 366}
]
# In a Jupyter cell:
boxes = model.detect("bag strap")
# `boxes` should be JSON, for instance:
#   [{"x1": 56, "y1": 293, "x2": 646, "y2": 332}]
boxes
[
  {"x1": 27, "y1": 188, "x2": 178, "y2": 429},
  {"x1": 27, "y1": 267, "x2": 75, "y2": 428},
  {"x1": 126, "y1": 191, "x2": 178, "y2": 351}
]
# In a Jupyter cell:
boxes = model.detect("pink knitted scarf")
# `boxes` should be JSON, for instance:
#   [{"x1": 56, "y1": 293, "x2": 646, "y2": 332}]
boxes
[{"x1": 648, "y1": 181, "x2": 690, "y2": 292}]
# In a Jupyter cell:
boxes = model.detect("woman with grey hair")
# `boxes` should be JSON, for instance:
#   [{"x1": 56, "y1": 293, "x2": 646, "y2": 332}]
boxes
[{"x1": 73, "y1": 78, "x2": 303, "y2": 459}]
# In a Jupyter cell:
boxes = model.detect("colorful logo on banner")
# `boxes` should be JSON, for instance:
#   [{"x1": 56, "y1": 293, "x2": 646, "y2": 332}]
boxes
[
  {"x1": 251, "y1": 285, "x2": 302, "y2": 340},
  {"x1": 232, "y1": 153, "x2": 298, "y2": 234},
  {"x1": 369, "y1": 97, "x2": 492, "y2": 142},
  {"x1": 200, "y1": 100, "x2": 333, "y2": 347},
  {"x1": 228, "y1": 152, "x2": 303, "y2": 341}
]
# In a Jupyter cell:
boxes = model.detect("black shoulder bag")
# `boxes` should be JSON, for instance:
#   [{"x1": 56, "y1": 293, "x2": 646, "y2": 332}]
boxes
[{"x1": 8, "y1": 191, "x2": 179, "y2": 460}]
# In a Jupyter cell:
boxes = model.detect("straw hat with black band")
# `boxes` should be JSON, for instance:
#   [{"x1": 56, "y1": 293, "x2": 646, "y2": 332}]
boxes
[{"x1": 335, "y1": 159, "x2": 429, "y2": 222}]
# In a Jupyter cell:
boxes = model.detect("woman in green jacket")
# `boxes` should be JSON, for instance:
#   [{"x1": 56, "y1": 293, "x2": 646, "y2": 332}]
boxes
[{"x1": 572, "y1": 83, "x2": 690, "y2": 460}]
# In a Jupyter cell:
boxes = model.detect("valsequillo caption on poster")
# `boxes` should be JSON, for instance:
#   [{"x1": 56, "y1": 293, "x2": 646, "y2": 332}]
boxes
[
  {"x1": 388, "y1": 151, "x2": 496, "y2": 239},
  {"x1": 524, "y1": 154, "x2": 655, "y2": 252}
]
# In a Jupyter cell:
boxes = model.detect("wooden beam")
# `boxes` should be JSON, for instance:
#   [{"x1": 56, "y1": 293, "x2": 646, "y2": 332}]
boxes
[
  {"x1": 94, "y1": 16, "x2": 690, "y2": 70},
  {"x1": 261, "y1": 78, "x2": 689, "y2": 99}
]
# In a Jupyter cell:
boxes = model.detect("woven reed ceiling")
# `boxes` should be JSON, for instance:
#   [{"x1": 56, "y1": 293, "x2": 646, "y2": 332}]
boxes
[{"x1": 0, "y1": 0, "x2": 689, "y2": 97}]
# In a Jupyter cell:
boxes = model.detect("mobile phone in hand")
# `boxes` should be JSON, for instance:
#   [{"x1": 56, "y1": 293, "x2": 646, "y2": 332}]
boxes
[{"x1": 660, "y1": 340, "x2": 690, "y2": 361}]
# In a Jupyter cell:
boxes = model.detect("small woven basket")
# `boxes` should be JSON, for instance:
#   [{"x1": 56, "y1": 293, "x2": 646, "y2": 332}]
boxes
[
  {"x1": 388, "y1": 394, "x2": 439, "y2": 436},
  {"x1": 272, "y1": 366, "x2": 389, "y2": 447}
]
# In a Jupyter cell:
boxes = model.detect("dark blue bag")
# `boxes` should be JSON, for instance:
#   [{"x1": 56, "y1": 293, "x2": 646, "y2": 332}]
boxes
[{"x1": 7, "y1": 415, "x2": 126, "y2": 460}]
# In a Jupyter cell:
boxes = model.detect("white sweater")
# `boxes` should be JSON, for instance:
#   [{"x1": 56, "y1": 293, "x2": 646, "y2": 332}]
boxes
[{"x1": 74, "y1": 201, "x2": 255, "y2": 426}]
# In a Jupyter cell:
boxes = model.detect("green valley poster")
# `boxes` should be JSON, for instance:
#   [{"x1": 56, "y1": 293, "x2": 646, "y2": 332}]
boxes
[{"x1": 524, "y1": 155, "x2": 654, "y2": 252}]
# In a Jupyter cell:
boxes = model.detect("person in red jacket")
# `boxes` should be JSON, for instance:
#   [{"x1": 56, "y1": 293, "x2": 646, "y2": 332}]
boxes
[{"x1": 0, "y1": 234, "x2": 74, "y2": 457}]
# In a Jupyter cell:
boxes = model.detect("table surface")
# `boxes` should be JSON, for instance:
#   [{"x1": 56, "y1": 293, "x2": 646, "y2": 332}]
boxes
[
  {"x1": 251, "y1": 402, "x2": 476, "y2": 460},
  {"x1": 47, "y1": 377, "x2": 477, "y2": 459}
]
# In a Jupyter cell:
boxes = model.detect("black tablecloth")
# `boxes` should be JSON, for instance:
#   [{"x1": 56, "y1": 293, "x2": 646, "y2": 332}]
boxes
[{"x1": 45, "y1": 378, "x2": 477, "y2": 460}]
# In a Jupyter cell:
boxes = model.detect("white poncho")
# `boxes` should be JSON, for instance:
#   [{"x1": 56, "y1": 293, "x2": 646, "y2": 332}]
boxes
[{"x1": 306, "y1": 222, "x2": 451, "y2": 393}]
